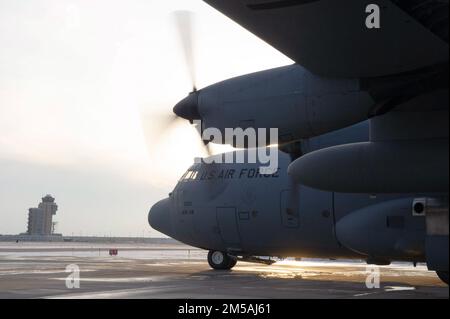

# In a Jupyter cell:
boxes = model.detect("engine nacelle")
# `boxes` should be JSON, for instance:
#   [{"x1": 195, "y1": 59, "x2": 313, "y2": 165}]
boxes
[
  {"x1": 175, "y1": 65, "x2": 374, "y2": 146},
  {"x1": 288, "y1": 139, "x2": 449, "y2": 193}
]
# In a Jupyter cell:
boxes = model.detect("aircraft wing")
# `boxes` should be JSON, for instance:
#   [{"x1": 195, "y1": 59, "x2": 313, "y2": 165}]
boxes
[{"x1": 204, "y1": 0, "x2": 448, "y2": 78}]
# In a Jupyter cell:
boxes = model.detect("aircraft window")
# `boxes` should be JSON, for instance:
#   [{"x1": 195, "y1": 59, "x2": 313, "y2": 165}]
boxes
[
  {"x1": 179, "y1": 171, "x2": 189, "y2": 181},
  {"x1": 182, "y1": 169, "x2": 199, "y2": 181},
  {"x1": 180, "y1": 172, "x2": 188, "y2": 181}
]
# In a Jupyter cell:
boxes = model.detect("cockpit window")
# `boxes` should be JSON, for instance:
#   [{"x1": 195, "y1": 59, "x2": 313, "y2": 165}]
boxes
[
  {"x1": 180, "y1": 168, "x2": 200, "y2": 182},
  {"x1": 179, "y1": 171, "x2": 189, "y2": 181},
  {"x1": 186, "y1": 170, "x2": 195, "y2": 180}
]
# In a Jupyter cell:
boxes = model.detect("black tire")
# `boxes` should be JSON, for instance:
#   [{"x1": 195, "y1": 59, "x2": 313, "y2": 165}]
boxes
[
  {"x1": 436, "y1": 271, "x2": 449, "y2": 285},
  {"x1": 228, "y1": 258, "x2": 237, "y2": 269},
  {"x1": 207, "y1": 251, "x2": 237, "y2": 270}
]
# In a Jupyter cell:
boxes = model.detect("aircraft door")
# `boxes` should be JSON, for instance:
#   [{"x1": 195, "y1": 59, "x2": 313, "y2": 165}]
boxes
[{"x1": 216, "y1": 207, "x2": 241, "y2": 249}]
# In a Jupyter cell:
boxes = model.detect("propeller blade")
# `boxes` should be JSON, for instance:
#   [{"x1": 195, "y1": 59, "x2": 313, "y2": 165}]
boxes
[
  {"x1": 140, "y1": 111, "x2": 212, "y2": 159},
  {"x1": 173, "y1": 10, "x2": 197, "y2": 92},
  {"x1": 203, "y1": 140, "x2": 213, "y2": 157},
  {"x1": 141, "y1": 112, "x2": 178, "y2": 136}
]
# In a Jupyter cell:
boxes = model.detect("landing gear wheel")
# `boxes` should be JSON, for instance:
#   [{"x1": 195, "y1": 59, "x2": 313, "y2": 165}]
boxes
[
  {"x1": 207, "y1": 251, "x2": 237, "y2": 270},
  {"x1": 436, "y1": 271, "x2": 449, "y2": 285}
]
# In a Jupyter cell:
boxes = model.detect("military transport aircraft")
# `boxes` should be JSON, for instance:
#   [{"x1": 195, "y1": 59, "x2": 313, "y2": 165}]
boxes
[{"x1": 148, "y1": 0, "x2": 448, "y2": 284}]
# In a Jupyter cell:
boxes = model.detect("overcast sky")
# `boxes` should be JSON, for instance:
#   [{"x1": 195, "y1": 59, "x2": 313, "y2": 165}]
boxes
[{"x1": 0, "y1": 0, "x2": 292, "y2": 237}]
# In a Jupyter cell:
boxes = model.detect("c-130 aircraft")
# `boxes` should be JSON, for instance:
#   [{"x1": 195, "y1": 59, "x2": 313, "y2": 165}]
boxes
[{"x1": 149, "y1": 0, "x2": 449, "y2": 284}]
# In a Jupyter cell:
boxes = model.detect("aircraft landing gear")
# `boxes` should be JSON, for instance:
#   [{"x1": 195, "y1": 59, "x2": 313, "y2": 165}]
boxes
[
  {"x1": 436, "y1": 271, "x2": 449, "y2": 285},
  {"x1": 207, "y1": 251, "x2": 237, "y2": 270}
]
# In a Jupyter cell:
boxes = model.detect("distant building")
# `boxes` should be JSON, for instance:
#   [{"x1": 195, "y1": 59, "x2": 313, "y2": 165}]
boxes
[{"x1": 27, "y1": 195, "x2": 58, "y2": 236}]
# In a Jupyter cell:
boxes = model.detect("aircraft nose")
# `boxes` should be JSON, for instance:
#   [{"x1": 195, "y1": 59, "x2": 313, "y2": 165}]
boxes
[
  {"x1": 148, "y1": 198, "x2": 173, "y2": 237},
  {"x1": 173, "y1": 91, "x2": 200, "y2": 121}
]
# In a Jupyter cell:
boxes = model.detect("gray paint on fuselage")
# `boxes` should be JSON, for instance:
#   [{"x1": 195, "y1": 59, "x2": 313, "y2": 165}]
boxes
[
  {"x1": 150, "y1": 121, "x2": 429, "y2": 262},
  {"x1": 171, "y1": 152, "x2": 426, "y2": 261}
]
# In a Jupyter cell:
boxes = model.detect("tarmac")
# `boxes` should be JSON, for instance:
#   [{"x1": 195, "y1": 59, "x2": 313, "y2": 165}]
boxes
[{"x1": 0, "y1": 243, "x2": 448, "y2": 299}]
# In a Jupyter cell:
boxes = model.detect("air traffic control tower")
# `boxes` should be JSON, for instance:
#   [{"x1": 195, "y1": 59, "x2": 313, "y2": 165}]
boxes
[{"x1": 27, "y1": 195, "x2": 58, "y2": 236}]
